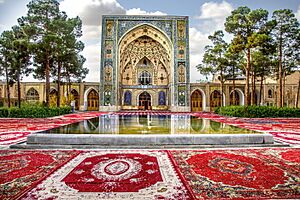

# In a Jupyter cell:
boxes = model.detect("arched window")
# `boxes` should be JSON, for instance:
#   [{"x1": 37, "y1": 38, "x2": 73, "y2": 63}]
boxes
[
  {"x1": 124, "y1": 91, "x2": 132, "y2": 105},
  {"x1": 26, "y1": 88, "x2": 39, "y2": 101},
  {"x1": 139, "y1": 71, "x2": 152, "y2": 85},
  {"x1": 268, "y1": 89, "x2": 273, "y2": 98},
  {"x1": 158, "y1": 91, "x2": 166, "y2": 105}
]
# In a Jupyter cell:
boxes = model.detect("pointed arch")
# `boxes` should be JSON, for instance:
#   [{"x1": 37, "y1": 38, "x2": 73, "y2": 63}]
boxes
[
  {"x1": 138, "y1": 91, "x2": 152, "y2": 110},
  {"x1": 230, "y1": 88, "x2": 244, "y2": 106},
  {"x1": 191, "y1": 89, "x2": 206, "y2": 112},
  {"x1": 84, "y1": 87, "x2": 99, "y2": 111},
  {"x1": 26, "y1": 87, "x2": 39, "y2": 101},
  {"x1": 71, "y1": 89, "x2": 80, "y2": 110},
  {"x1": 124, "y1": 90, "x2": 132, "y2": 106}
]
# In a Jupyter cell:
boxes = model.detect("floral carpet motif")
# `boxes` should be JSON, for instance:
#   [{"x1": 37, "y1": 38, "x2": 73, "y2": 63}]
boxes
[
  {"x1": 21, "y1": 150, "x2": 193, "y2": 200},
  {"x1": 0, "y1": 150, "x2": 80, "y2": 200},
  {"x1": 169, "y1": 148, "x2": 300, "y2": 199}
]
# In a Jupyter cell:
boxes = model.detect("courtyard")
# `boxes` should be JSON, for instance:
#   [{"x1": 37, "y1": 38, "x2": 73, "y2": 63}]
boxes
[
  {"x1": 0, "y1": 111, "x2": 299, "y2": 199},
  {"x1": 1, "y1": 0, "x2": 300, "y2": 199}
]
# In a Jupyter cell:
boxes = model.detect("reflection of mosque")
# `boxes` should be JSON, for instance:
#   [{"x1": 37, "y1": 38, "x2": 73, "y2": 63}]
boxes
[{"x1": 76, "y1": 114, "x2": 242, "y2": 135}]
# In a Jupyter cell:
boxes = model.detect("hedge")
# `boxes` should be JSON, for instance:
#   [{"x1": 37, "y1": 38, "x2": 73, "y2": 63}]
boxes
[
  {"x1": 215, "y1": 105, "x2": 300, "y2": 118},
  {"x1": 0, "y1": 105, "x2": 71, "y2": 118}
]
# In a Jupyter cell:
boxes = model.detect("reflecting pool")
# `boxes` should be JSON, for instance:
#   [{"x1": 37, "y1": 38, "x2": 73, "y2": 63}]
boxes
[{"x1": 43, "y1": 114, "x2": 259, "y2": 135}]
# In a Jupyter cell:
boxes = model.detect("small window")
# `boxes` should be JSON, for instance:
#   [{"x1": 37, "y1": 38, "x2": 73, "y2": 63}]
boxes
[
  {"x1": 268, "y1": 89, "x2": 273, "y2": 98},
  {"x1": 139, "y1": 71, "x2": 152, "y2": 85}
]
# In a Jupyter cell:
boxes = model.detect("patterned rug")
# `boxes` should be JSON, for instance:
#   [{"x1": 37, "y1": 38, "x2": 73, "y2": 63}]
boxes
[
  {"x1": 0, "y1": 150, "x2": 80, "y2": 200},
  {"x1": 21, "y1": 150, "x2": 194, "y2": 200},
  {"x1": 169, "y1": 148, "x2": 300, "y2": 199},
  {"x1": 0, "y1": 132, "x2": 31, "y2": 145}
]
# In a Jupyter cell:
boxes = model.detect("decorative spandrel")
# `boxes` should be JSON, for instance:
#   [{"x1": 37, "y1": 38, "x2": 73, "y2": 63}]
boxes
[{"x1": 117, "y1": 20, "x2": 173, "y2": 42}]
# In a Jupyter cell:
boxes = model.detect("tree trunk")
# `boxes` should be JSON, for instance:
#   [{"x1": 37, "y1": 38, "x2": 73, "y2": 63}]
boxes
[
  {"x1": 251, "y1": 66, "x2": 255, "y2": 105},
  {"x1": 296, "y1": 75, "x2": 300, "y2": 108},
  {"x1": 245, "y1": 48, "x2": 251, "y2": 106},
  {"x1": 253, "y1": 72, "x2": 256, "y2": 105},
  {"x1": 45, "y1": 55, "x2": 50, "y2": 107},
  {"x1": 278, "y1": 36, "x2": 283, "y2": 107},
  {"x1": 220, "y1": 68, "x2": 224, "y2": 107},
  {"x1": 232, "y1": 66, "x2": 236, "y2": 105},
  {"x1": 5, "y1": 65, "x2": 11, "y2": 108},
  {"x1": 259, "y1": 75, "x2": 263, "y2": 106},
  {"x1": 17, "y1": 71, "x2": 21, "y2": 108},
  {"x1": 57, "y1": 61, "x2": 61, "y2": 107}
]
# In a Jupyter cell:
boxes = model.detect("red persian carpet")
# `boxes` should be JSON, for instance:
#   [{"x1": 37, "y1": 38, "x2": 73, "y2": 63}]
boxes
[
  {"x1": 169, "y1": 148, "x2": 300, "y2": 199},
  {"x1": 0, "y1": 132, "x2": 31, "y2": 145},
  {"x1": 0, "y1": 150, "x2": 80, "y2": 200},
  {"x1": 21, "y1": 150, "x2": 194, "y2": 200}
]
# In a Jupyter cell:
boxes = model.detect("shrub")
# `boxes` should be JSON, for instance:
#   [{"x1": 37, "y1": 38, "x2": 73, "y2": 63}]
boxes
[
  {"x1": 216, "y1": 105, "x2": 300, "y2": 118},
  {"x1": 0, "y1": 104, "x2": 71, "y2": 118}
]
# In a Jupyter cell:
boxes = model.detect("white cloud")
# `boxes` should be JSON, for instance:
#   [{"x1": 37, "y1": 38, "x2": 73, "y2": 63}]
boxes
[
  {"x1": 189, "y1": 27, "x2": 211, "y2": 82},
  {"x1": 81, "y1": 25, "x2": 102, "y2": 41},
  {"x1": 126, "y1": 8, "x2": 167, "y2": 15},
  {"x1": 82, "y1": 43, "x2": 101, "y2": 82},
  {"x1": 186, "y1": 1, "x2": 234, "y2": 82},
  {"x1": 296, "y1": 5, "x2": 300, "y2": 21},
  {"x1": 196, "y1": 0, "x2": 233, "y2": 33},
  {"x1": 0, "y1": 0, "x2": 4, "y2": 4},
  {"x1": 60, "y1": 0, "x2": 125, "y2": 26},
  {"x1": 0, "y1": 24, "x2": 7, "y2": 33}
]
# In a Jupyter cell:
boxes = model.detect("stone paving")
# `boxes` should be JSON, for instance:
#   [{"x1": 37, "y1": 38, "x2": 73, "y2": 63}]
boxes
[{"x1": 0, "y1": 111, "x2": 299, "y2": 199}]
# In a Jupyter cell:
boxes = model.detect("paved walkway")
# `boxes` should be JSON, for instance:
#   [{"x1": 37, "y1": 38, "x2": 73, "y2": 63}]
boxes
[{"x1": 0, "y1": 111, "x2": 299, "y2": 199}]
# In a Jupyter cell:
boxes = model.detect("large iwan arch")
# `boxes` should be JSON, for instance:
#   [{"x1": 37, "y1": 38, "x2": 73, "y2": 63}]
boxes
[{"x1": 100, "y1": 15, "x2": 190, "y2": 112}]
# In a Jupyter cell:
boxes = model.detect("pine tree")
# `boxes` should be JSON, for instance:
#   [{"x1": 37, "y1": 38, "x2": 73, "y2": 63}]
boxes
[
  {"x1": 225, "y1": 7, "x2": 269, "y2": 106},
  {"x1": 271, "y1": 9, "x2": 300, "y2": 107},
  {"x1": 197, "y1": 30, "x2": 229, "y2": 107},
  {"x1": 18, "y1": 0, "x2": 61, "y2": 107}
]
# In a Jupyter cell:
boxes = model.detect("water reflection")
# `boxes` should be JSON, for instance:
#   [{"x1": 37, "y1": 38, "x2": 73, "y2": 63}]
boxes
[{"x1": 46, "y1": 114, "x2": 258, "y2": 135}]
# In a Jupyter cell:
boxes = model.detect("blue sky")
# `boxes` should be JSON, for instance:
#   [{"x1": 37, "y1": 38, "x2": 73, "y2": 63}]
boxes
[{"x1": 0, "y1": 0, "x2": 300, "y2": 82}]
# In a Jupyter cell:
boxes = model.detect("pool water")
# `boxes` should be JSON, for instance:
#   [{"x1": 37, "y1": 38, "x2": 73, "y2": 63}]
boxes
[{"x1": 43, "y1": 114, "x2": 259, "y2": 135}]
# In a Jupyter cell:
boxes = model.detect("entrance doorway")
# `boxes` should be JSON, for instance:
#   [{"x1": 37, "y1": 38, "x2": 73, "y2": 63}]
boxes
[
  {"x1": 191, "y1": 90, "x2": 203, "y2": 112},
  {"x1": 87, "y1": 89, "x2": 99, "y2": 111},
  {"x1": 139, "y1": 92, "x2": 151, "y2": 110},
  {"x1": 210, "y1": 90, "x2": 221, "y2": 111}
]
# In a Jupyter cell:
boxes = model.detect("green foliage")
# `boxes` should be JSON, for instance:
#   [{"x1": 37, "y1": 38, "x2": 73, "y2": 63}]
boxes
[
  {"x1": 0, "y1": 104, "x2": 71, "y2": 118},
  {"x1": 216, "y1": 106, "x2": 300, "y2": 118}
]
